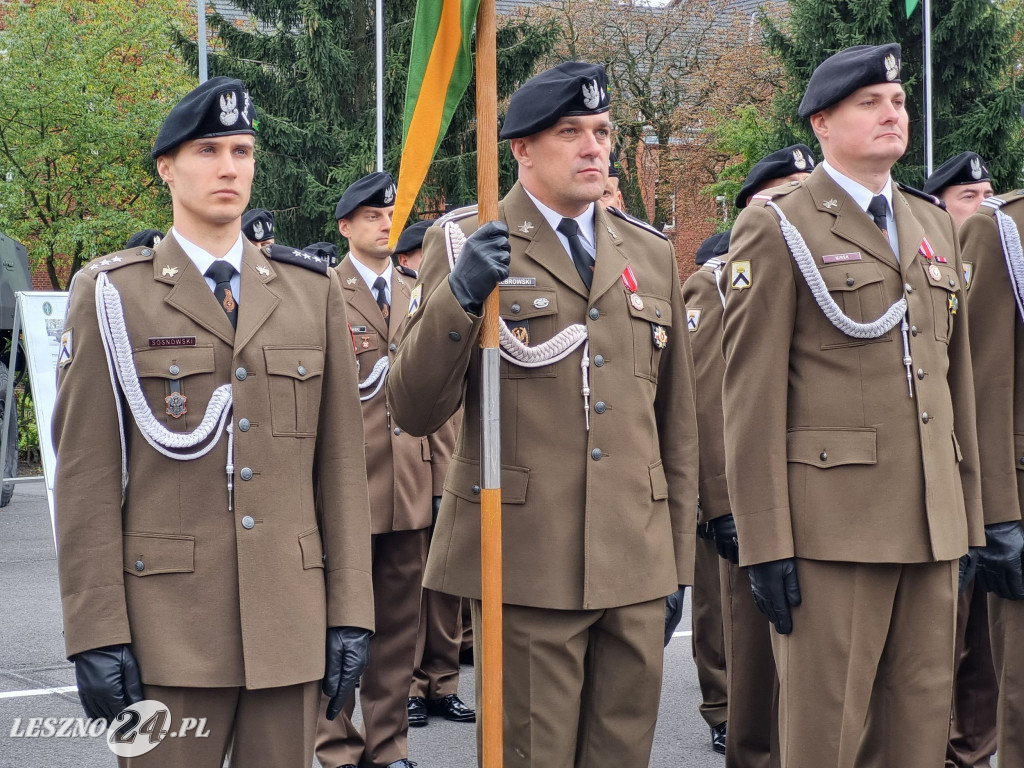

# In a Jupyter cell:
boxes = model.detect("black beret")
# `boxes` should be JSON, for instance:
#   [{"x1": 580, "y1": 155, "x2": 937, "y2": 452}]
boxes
[
  {"x1": 304, "y1": 242, "x2": 339, "y2": 268},
  {"x1": 241, "y1": 208, "x2": 275, "y2": 242},
  {"x1": 736, "y1": 144, "x2": 817, "y2": 209},
  {"x1": 798, "y1": 44, "x2": 902, "y2": 118},
  {"x1": 335, "y1": 172, "x2": 397, "y2": 220},
  {"x1": 393, "y1": 219, "x2": 436, "y2": 257},
  {"x1": 608, "y1": 151, "x2": 621, "y2": 178},
  {"x1": 152, "y1": 77, "x2": 256, "y2": 158},
  {"x1": 125, "y1": 229, "x2": 164, "y2": 249},
  {"x1": 500, "y1": 62, "x2": 610, "y2": 140},
  {"x1": 923, "y1": 152, "x2": 991, "y2": 196},
  {"x1": 695, "y1": 231, "x2": 730, "y2": 266}
]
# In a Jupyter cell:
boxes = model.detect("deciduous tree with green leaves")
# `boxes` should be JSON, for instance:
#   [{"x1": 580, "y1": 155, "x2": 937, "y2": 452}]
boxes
[{"x1": 0, "y1": 0, "x2": 195, "y2": 287}]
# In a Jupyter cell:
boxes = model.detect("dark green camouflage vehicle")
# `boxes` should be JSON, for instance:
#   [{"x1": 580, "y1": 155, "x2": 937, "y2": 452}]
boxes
[{"x1": 1, "y1": 230, "x2": 30, "y2": 506}]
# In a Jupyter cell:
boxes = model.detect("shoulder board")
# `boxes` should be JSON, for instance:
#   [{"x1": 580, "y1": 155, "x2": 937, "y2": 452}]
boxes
[
  {"x1": 395, "y1": 264, "x2": 417, "y2": 279},
  {"x1": 896, "y1": 182, "x2": 945, "y2": 209},
  {"x1": 747, "y1": 183, "x2": 802, "y2": 208},
  {"x1": 83, "y1": 247, "x2": 154, "y2": 275},
  {"x1": 607, "y1": 207, "x2": 667, "y2": 240},
  {"x1": 981, "y1": 189, "x2": 1024, "y2": 213},
  {"x1": 436, "y1": 205, "x2": 479, "y2": 227},
  {"x1": 702, "y1": 257, "x2": 724, "y2": 271},
  {"x1": 263, "y1": 244, "x2": 329, "y2": 274}
]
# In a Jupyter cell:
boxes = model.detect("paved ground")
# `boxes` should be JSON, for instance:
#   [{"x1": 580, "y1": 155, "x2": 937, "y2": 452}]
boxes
[{"x1": 0, "y1": 481, "x2": 725, "y2": 767}]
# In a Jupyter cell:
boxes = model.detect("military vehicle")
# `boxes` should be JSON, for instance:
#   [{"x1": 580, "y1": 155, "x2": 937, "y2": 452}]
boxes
[{"x1": 0, "y1": 230, "x2": 30, "y2": 506}]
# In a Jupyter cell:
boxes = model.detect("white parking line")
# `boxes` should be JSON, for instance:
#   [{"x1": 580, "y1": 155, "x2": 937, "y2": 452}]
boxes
[{"x1": 0, "y1": 686, "x2": 77, "y2": 700}]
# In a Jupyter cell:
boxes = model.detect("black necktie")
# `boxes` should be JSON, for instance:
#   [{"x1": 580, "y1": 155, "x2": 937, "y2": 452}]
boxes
[
  {"x1": 868, "y1": 195, "x2": 889, "y2": 237},
  {"x1": 556, "y1": 217, "x2": 594, "y2": 291},
  {"x1": 205, "y1": 260, "x2": 238, "y2": 329},
  {"x1": 373, "y1": 276, "x2": 390, "y2": 326}
]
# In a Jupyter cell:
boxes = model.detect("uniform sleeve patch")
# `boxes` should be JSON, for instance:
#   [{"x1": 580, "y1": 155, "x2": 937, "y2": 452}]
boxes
[
  {"x1": 731, "y1": 261, "x2": 752, "y2": 290},
  {"x1": 962, "y1": 262, "x2": 973, "y2": 290},
  {"x1": 687, "y1": 308, "x2": 702, "y2": 331},
  {"x1": 59, "y1": 328, "x2": 73, "y2": 368},
  {"x1": 408, "y1": 284, "x2": 422, "y2": 316}
]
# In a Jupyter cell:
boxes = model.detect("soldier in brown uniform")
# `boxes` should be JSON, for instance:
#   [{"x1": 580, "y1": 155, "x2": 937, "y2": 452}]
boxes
[
  {"x1": 386, "y1": 62, "x2": 699, "y2": 768},
  {"x1": 721, "y1": 45, "x2": 983, "y2": 767},
  {"x1": 692, "y1": 145, "x2": 815, "y2": 766},
  {"x1": 315, "y1": 173, "x2": 456, "y2": 768},
  {"x1": 53, "y1": 77, "x2": 374, "y2": 767},
  {"x1": 958, "y1": 182, "x2": 1024, "y2": 766},
  {"x1": 924, "y1": 152, "x2": 998, "y2": 768}
]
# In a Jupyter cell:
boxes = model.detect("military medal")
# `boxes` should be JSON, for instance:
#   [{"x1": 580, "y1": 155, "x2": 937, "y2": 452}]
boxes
[
  {"x1": 934, "y1": 255, "x2": 948, "y2": 264},
  {"x1": 630, "y1": 293, "x2": 645, "y2": 311},
  {"x1": 360, "y1": 335, "x2": 371, "y2": 349},
  {"x1": 621, "y1": 265, "x2": 638, "y2": 292},
  {"x1": 949, "y1": 294, "x2": 959, "y2": 316},
  {"x1": 919, "y1": 237, "x2": 935, "y2": 261},
  {"x1": 928, "y1": 264, "x2": 942, "y2": 281},
  {"x1": 652, "y1": 324, "x2": 668, "y2": 349},
  {"x1": 165, "y1": 392, "x2": 188, "y2": 419}
]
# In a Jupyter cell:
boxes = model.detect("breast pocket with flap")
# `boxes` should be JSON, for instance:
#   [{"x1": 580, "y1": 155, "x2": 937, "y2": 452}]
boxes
[{"x1": 264, "y1": 345, "x2": 325, "y2": 437}]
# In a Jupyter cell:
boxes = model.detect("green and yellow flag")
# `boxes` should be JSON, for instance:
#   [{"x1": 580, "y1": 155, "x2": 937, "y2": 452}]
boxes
[{"x1": 389, "y1": 0, "x2": 481, "y2": 248}]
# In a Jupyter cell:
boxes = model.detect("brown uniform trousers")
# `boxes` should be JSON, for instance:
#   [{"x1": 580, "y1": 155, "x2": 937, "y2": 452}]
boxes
[
  {"x1": 684, "y1": 259, "x2": 778, "y2": 766},
  {"x1": 722, "y1": 167, "x2": 983, "y2": 767},
  {"x1": 54, "y1": 238, "x2": 374, "y2": 767},
  {"x1": 386, "y1": 183, "x2": 699, "y2": 768},
  {"x1": 958, "y1": 193, "x2": 1024, "y2": 765},
  {"x1": 692, "y1": 534, "x2": 728, "y2": 728},
  {"x1": 316, "y1": 257, "x2": 454, "y2": 768}
]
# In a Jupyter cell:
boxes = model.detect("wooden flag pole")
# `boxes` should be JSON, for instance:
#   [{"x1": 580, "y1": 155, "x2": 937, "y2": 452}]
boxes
[{"x1": 475, "y1": 0, "x2": 503, "y2": 765}]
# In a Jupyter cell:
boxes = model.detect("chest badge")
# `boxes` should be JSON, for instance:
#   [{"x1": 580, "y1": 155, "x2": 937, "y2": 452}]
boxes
[
  {"x1": 652, "y1": 324, "x2": 668, "y2": 349},
  {"x1": 165, "y1": 392, "x2": 188, "y2": 419},
  {"x1": 928, "y1": 264, "x2": 942, "y2": 281},
  {"x1": 533, "y1": 297, "x2": 549, "y2": 309},
  {"x1": 630, "y1": 293, "x2": 645, "y2": 311},
  {"x1": 948, "y1": 294, "x2": 959, "y2": 316},
  {"x1": 360, "y1": 335, "x2": 372, "y2": 349}
]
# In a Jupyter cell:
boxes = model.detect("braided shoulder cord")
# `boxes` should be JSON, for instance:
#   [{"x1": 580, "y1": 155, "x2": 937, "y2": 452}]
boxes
[
  {"x1": 765, "y1": 201, "x2": 907, "y2": 338},
  {"x1": 993, "y1": 208, "x2": 1024, "y2": 325},
  {"x1": 358, "y1": 356, "x2": 389, "y2": 401}
]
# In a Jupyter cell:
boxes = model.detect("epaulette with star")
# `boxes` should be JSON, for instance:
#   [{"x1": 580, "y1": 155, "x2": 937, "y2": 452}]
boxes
[
  {"x1": 84, "y1": 246, "x2": 155, "y2": 274},
  {"x1": 896, "y1": 182, "x2": 946, "y2": 209},
  {"x1": 263, "y1": 244, "x2": 329, "y2": 275},
  {"x1": 395, "y1": 264, "x2": 417, "y2": 279},
  {"x1": 606, "y1": 206, "x2": 667, "y2": 240},
  {"x1": 435, "y1": 204, "x2": 479, "y2": 227}
]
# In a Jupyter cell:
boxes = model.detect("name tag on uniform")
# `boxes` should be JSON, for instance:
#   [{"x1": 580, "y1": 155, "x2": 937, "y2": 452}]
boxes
[
  {"x1": 499, "y1": 276, "x2": 537, "y2": 287},
  {"x1": 821, "y1": 252, "x2": 862, "y2": 264},
  {"x1": 148, "y1": 336, "x2": 196, "y2": 347},
  {"x1": 350, "y1": 326, "x2": 368, "y2": 333}
]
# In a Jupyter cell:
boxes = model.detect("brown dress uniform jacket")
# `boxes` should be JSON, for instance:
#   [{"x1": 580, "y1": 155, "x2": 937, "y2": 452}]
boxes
[
  {"x1": 53, "y1": 237, "x2": 374, "y2": 690},
  {"x1": 337, "y1": 257, "x2": 452, "y2": 533},
  {"x1": 721, "y1": 166, "x2": 984, "y2": 568},
  {"x1": 682, "y1": 258, "x2": 731, "y2": 523},
  {"x1": 386, "y1": 182, "x2": 699, "y2": 609}
]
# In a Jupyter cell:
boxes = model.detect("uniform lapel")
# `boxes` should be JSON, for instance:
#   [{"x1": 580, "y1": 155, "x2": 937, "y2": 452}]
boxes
[
  {"x1": 504, "y1": 183, "x2": 589, "y2": 299},
  {"x1": 233, "y1": 241, "x2": 281, "y2": 357},
  {"x1": 805, "y1": 168, "x2": 900, "y2": 273},
  {"x1": 338, "y1": 256, "x2": 388, "y2": 337},
  {"x1": 590, "y1": 206, "x2": 628, "y2": 304},
  {"x1": 155, "y1": 235, "x2": 235, "y2": 345},
  {"x1": 892, "y1": 187, "x2": 927, "y2": 281}
]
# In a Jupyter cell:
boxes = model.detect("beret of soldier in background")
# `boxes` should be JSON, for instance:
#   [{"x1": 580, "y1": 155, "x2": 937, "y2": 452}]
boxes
[
  {"x1": 923, "y1": 152, "x2": 991, "y2": 196},
  {"x1": 241, "y1": 208, "x2": 275, "y2": 244},
  {"x1": 695, "y1": 231, "x2": 731, "y2": 266},
  {"x1": 798, "y1": 43, "x2": 902, "y2": 118},
  {"x1": 735, "y1": 144, "x2": 817, "y2": 209},
  {"x1": 392, "y1": 219, "x2": 435, "y2": 259},
  {"x1": 334, "y1": 171, "x2": 397, "y2": 221},
  {"x1": 151, "y1": 76, "x2": 257, "y2": 158},
  {"x1": 124, "y1": 229, "x2": 164, "y2": 249},
  {"x1": 499, "y1": 61, "x2": 610, "y2": 140},
  {"x1": 304, "y1": 241, "x2": 340, "y2": 268}
]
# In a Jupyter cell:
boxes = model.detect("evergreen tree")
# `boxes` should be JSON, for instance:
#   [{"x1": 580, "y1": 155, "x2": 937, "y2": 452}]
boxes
[
  {"x1": 175, "y1": 1, "x2": 556, "y2": 248},
  {"x1": 763, "y1": 0, "x2": 1024, "y2": 190}
]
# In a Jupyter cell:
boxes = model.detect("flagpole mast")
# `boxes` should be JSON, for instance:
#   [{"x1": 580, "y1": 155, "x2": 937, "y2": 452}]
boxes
[
  {"x1": 475, "y1": 0, "x2": 503, "y2": 764},
  {"x1": 375, "y1": 0, "x2": 385, "y2": 171},
  {"x1": 923, "y1": 0, "x2": 934, "y2": 175}
]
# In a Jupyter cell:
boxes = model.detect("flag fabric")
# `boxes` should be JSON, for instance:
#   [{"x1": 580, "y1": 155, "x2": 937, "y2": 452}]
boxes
[
  {"x1": 906, "y1": 0, "x2": 919, "y2": 18},
  {"x1": 389, "y1": 0, "x2": 481, "y2": 248}
]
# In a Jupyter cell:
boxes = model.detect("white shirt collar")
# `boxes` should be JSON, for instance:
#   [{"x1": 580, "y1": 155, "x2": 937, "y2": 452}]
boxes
[
  {"x1": 347, "y1": 252, "x2": 393, "y2": 297},
  {"x1": 821, "y1": 160, "x2": 893, "y2": 216},
  {"x1": 522, "y1": 187, "x2": 597, "y2": 253},
  {"x1": 171, "y1": 228, "x2": 244, "y2": 278}
]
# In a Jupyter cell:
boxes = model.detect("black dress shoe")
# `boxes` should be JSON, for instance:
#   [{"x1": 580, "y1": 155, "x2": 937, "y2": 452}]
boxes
[
  {"x1": 407, "y1": 696, "x2": 427, "y2": 727},
  {"x1": 710, "y1": 721, "x2": 727, "y2": 754},
  {"x1": 426, "y1": 693, "x2": 476, "y2": 722},
  {"x1": 382, "y1": 761, "x2": 416, "y2": 768}
]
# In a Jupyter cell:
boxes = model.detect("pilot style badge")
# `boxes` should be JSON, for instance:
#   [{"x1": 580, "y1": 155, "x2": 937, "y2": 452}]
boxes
[
  {"x1": 652, "y1": 324, "x2": 668, "y2": 349},
  {"x1": 165, "y1": 392, "x2": 188, "y2": 419}
]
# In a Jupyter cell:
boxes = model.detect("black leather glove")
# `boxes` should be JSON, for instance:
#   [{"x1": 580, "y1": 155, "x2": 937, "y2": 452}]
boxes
[
  {"x1": 72, "y1": 644, "x2": 144, "y2": 722},
  {"x1": 432, "y1": 495, "x2": 442, "y2": 525},
  {"x1": 975, "y1": 521, "x2": 1024, "y2": 601},
  {"x1": 707, "y1": 514, "x2": 739, "y2": 565},
  {"x1": 664, "y1": 587, "x2": 685, "y2": 647},
  {"x1": 323, "y1": 626, "x2": 371, "y2": 720},
  {"x1": 748, "y1": 558, "x2": 801, "y2": 635},
  {"x1": 448, "y1": 221, "x2": 511, "y2": 314},
  {"x1": 959, "y1": 548, "x2": 980, "y2": 594}
]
